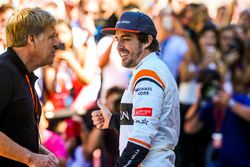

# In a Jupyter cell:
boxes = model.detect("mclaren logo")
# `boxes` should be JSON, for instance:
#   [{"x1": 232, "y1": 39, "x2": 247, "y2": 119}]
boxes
[
  {"x1": 120, "y1": 103, "x2": 133, "y2": 125},
  {"x1": 120, "y1": 111, "x2": 130, "y2": 120}
]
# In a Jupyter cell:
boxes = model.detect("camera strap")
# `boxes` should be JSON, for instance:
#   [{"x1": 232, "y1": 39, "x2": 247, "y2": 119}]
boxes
[
  {"x1": 212, "y1": 106, "x2": 226, "y2": 149},
  {"x1": 212, "y1": 106, "x2": 225, "y2": 132}
]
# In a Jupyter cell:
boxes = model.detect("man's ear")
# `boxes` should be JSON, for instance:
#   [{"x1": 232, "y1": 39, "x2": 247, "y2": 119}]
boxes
[
  {"x1": 143, "y1": 35, "x2": 153, "y2": 49},
  {"x1": 27, "y1": 35, "x2": 35, "y2": 47}
]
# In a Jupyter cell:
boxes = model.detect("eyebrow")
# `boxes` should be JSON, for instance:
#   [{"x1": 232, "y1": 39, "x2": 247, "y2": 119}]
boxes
[
  {"x1": 121, "y1": 34, "x2": 132, "y2": 38},
  {"x1": 48, "y1": 32, "x2": 56, "y2": 39},
  {"x1": 115, "y1": 34, "x2": 132, "y2": 39}
]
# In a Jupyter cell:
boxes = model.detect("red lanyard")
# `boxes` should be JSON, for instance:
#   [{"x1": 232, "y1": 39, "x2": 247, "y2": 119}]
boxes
[
  {"x1": 25, "y1": 75, "x2": 39, "y2": 117},
  {"x1": 25, "y1": 74, "x2": 41, "y2": 143},
  {"x1": 212, "y1": 106, "x2": 225, "y2": 132}
]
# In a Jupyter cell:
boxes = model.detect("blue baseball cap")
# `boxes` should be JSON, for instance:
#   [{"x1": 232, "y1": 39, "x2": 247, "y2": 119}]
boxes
[{"x1": 101, "y1": 11, "x2": 157, "y2": 37}]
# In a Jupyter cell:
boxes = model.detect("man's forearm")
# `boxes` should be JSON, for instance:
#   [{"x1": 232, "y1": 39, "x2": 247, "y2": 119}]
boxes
[
  {"x1": 115, "y1": 141, "x2": 149, "y2": 167},
  {"x1": 230, "y1": 100, "x2": 250, "y2": 122},
  {"x1": 0, "y1": 131, "x2": 32, "y2": 165}
]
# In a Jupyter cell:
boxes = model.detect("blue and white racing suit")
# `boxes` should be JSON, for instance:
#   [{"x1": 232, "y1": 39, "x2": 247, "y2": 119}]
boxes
[{"x1": 115, "y1": 52, "x2": 180, "y2": 167}]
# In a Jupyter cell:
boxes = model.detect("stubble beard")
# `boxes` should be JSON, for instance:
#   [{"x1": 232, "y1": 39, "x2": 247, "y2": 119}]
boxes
[{"x1": 122, "y1": 43, "x2": 143, "y2": 68}]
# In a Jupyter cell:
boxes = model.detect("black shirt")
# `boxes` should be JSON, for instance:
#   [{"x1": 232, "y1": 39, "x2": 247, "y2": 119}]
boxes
[{"x1": 0, "y1": 48, "x2": 41, "y2": 167}]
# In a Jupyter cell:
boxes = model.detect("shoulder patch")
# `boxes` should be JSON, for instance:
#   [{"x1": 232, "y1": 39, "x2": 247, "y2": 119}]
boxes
[{"x1": 132, "y1": 69, "x2": 165, "y2": 92}]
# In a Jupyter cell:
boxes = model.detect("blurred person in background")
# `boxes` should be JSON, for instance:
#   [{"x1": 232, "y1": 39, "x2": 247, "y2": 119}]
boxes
[
  {"x1": 10, "y1": 0, "x2": 38, "y2": 8},
  {"x1": 237, "y1": 9, "x2": 250, "y2": 47},
  {"x1": 64, "y1": 0, "x2": 101, "y2": 114},
  {"x1": 177, "y1": 4, "x2": 197, "y2": 42},
  {"x1": 0, "y1": 7, "x2": 59, "y2": 167},
  {"x1": 220, "y1": 26, "x2": 250, "y2": 95},
  {"x1": 191, "y1": 45, "x2": 250, "y2": 167},
  {"x1": 40, "y1": 111, "x2": 67, "y2": 167},
  {"x1": 215, "y1": 6, "x2": 228, "y2": 28},
  {"x1": 214, "y1": 0, "x2": 237, "y2": 28},
  {"x1": 83, "y1": 86, "x2": 124, "y2": 167},
  {"x1": 92, "y1": 11, "x2": 180, "y2": 166},
  {"x1": 65, "y1": 115, "x2": 93, "y2": 167},
  {"x1": 43, "y1": 19, "x2": 76, "y2": 115},
  {"x1": 41, "y1": 0, "x2": 67, "y2": 20},
  {"x1": 219, "y1": 25, "x2": 238, "y2": 55},
  {"x1": 197, "y1": 27, "x2": 226, "y2": 79},
  {"x1": 92, "y1": 86, "x2": 123, "y2": 167},
  {"x1": 0, "y1": 3, "x2": 14, "y2": 54},
  {"x1": 219, "y1": 24, "x2": 246, "y2": 94},
  {"x1": 191, "y1": 3, "x2": 216, "y2": 33},
  {"x1": 63, "y1": 0, "x2": 80, "y2": 21},
  {"x1": 66, "y1": 86, "x2": 124, "y2": 167},
  {"x1": 154, "y1": 6, "x2": 188, "y2": 81},
  {"x1": 43, "y1": 19, "x2": 100, "y2": 116},
  {"x1": 71, "y1": 0, "x2": 99, "y2": 47},
  {"x1": 176, "y1": 27, "x2": 226, "y2": 167},
  {"x1": 95, "y1": 0, "x2": 119, "y2": 41},
  {"x1": 43, "y1": 18, "x2": 101, "y2": 166},
  {"x1": 238, "y1": 8, "x2": 250, "y2": 29},
  {"x1": 175, "y1": 36, "x2": 201, "y2": 167}
]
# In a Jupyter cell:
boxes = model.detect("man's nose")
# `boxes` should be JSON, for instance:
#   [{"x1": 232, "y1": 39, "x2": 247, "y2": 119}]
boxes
[
  {"x1": 117, "y1": 40, "x2": 124, "y2": 49},
  {"x1": 54, "y1": 38, "x2": 60, "y2": 49}
]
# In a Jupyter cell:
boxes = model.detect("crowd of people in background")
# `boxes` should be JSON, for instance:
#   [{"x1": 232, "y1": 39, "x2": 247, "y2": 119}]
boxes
[{"x1": 0, "y1": 0, "x2": 250, "y2": 167}]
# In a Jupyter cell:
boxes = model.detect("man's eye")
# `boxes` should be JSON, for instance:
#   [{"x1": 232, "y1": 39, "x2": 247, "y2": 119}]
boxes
[
  {"x1": 49, "y1": 34, "x2": 56, "y2": 39},
  {"x1": 122, "y1": 38, "x2": 130, "y2": 41}
]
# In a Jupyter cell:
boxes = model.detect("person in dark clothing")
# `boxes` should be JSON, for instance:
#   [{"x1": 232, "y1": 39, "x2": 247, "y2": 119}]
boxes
[{"x1": 0, "y1": 7, "x2": 59, "y2": 167}]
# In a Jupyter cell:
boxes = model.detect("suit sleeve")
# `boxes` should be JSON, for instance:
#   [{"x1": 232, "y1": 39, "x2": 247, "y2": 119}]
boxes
[{"x1": 115, "y1": 141, "x2": 149, "y2": 167}]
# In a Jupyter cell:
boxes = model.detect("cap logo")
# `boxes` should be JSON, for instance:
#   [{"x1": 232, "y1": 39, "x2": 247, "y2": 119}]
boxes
[{"x1": 117, "y1": 20, "x2": 131, "y2": 24}]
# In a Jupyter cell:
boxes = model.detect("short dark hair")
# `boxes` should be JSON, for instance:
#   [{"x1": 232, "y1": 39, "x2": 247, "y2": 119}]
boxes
[
  {"x1": 136, "y1": 33, "x2": 160, "y2": 53},
  {"x1": 105, "y1": 86, "x2": 124, "y2": 99}
]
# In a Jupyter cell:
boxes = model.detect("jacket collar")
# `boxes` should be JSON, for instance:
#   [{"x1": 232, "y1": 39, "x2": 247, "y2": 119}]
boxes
[
  {"x1": 7, "y1": 48, "x2": 38, "y2": 84},
  {"x1": 134, "y1": 52, "x2": 157, "y2": 69}
]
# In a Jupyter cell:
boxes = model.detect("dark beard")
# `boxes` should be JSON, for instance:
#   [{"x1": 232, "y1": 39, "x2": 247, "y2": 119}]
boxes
[{"x1": 123, "y1": 43, "x2": 143, "y2": 68}]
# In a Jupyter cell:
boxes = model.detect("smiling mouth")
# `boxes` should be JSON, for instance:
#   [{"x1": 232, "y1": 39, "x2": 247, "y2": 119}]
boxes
[{"x1": 119, "y1": 50, "x2": 129, "y2": 60}]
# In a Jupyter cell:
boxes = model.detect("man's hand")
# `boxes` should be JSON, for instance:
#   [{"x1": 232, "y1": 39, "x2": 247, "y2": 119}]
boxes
[
  {"x1": 91, "y1": 100, "x2": 112, "y2": 129},
  {"x1": 26, "y1": 152, "x2": 58, "y2": 167},
  {"x1": 39, "y1": 145, "x2": 59, "y2": 165},
  {"x1": 212, "y1": 90, "x2": 230, "y2": 108}
]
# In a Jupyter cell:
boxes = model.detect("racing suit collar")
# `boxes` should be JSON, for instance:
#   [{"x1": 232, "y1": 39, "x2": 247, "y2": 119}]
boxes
[{"x1": 134, "y1": 52, "x2": 157, "y2": 70}]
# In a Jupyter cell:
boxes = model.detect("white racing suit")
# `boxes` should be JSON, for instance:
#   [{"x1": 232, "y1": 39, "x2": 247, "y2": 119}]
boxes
[{"x1": 115, "y1": 52, "x2": 180, "y2": 167}]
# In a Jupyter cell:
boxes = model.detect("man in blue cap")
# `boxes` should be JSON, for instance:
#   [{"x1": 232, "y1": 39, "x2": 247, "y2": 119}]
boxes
[{"x1": 92, "y1": 11, "x2": 180, "y2": 166}]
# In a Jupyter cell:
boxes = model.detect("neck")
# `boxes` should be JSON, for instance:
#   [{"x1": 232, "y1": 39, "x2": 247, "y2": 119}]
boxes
[
  {"x1": 12, "y1": 47, "x2": 36, "y2": 73},
  {"x1": 136, "y1": 49, "x2": 152, "y2": 65}
]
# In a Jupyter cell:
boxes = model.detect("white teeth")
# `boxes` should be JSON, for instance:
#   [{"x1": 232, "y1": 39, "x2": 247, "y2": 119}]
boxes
[{"x1": 120, "y1": 51, "x2": 127, "y2": 56}]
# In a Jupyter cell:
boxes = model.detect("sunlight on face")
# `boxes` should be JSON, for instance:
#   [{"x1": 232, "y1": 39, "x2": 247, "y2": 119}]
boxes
[
  {"x1": 34, "y1": 26, "x2": 58, "y2": 66},
  {"x1": 115, "y1": 31, "x2": 143, "y2": 68}
]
